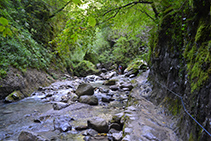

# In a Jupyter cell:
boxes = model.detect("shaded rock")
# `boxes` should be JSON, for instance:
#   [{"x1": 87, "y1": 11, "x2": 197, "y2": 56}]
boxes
[
  {"x1": 101, "y1": 68, "x2": 107, "y2": 73},
  {"x1": 85, "y1": 75, "x2": 102, "y2": 82},
  {"x1": 87, "y1": 117, "x2": 109, "y2": 133},
  {"x1": 76, "y1": 83, "x2": 94, "y2": 97},
  {"x1": 103, "y1": 79, "x2": 117, "y2": 85},
  {"x1": 101, "y1": 71, "x2": 117, "y2": 80},
  {"x1": 109, "y1": 123, "x2": 122, "y2": 131},
  {"x1": 82, "y1": 129, "x2": 98, "y2": 136},
  {"x1": 52, "y1": 102, "x2": 69, "y2": 110},
  {"x1": 120, "y1": 83, "x2": 133, "y2": 91},
  {"x1": 74, "y1": 60, "x2": 99, "y2": 77},
  {"x1": 102, "y1": 96, "x2": 111, "y2": 103},
  {"x1": 75, "y1": 125, "x2": 88, "y2": 131},
  {"x1": 111, "y1": 113, "x2": 124, "y2": 124},
  {"x1": 99, "y1": 87, "x2": 109, "y2": 93},
  {"x1": 108, "y1": 128, "x2": 119, "y2": 134},
  {"x1": 18, "y1": 130, "x2": 49, "y2": 141},
  {"x1": 5, "y1": 91, "x2": 24, "y2": 103},
  {"x1": 79, "y1": 95, "x2": 98, "y2": 105},
  {"x1": 109, "y1": 86, "x2": 119, "y2": 91},
  {"x1": 53, "y1": 115, "x2": 74, "y2": 132},
  {"x1": 124, "y1": 60, "x2": 147, "y2": 77}
]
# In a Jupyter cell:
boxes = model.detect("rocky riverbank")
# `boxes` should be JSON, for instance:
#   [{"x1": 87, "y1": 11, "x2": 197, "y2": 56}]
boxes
[{"x1": 0, "y1": 63, "x2": 181, "y2": 141}]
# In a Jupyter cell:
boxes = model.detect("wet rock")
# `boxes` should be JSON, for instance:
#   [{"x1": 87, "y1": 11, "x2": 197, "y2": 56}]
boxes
[
  {"x1": 109, "y1": 123, "x2": 122, "y2": 131},
  {"x1": 75, "y1": 125, "x2": 88, "y2": 131},
  {"x1": 109, "y1": 86, "x2": 119, "y2": 91},
  {"x1": 53, "y1": 115, "x2": 74, "y2": 132},
  {"x1": 83, "y1": 136, "x2": 91, "y2": 141},
  {"x1": 67, "y1": 92, "x2": 78, "y2": 102},
  {"x1": 82, "y1": 129, "x2": 98, "y2": 136},
  {"x1": 108, "y1": 128, "x2": 119, "y2": 134},
  {"x1": 79, "y1": 95, "x2": 98, "y2": 105},
  {"x1": 103, "y1": 79, "x2": 117, "y2": 85},
  {"x1": 99, "y1": 87, "x2": 109, "y2": 93},
  {"x1": 102, "y1": 96, "x2": 111, "y2": 103},
  {"x1": 101, "y1": 71, "x2": 117, "y2": 80},
  {"x1": 5, "y1": 91, "x2": 24, "y2": 103},
  {"x1": 111, "y1": 113, "x2": 124, "y2": 125},
  {"x1": 52, "y1": 102, "x2": 69, "y2": 110},
  {"x1": 112, "y1": 131, "x2": 123, "y2": 141},
  {"x1": 85, "y1": 75, "x2": 102, "y2": 82},
  {"x1": 120, "y1": 83, "x2": 133, "y2": 91},
  {"x1": 124, "y1": 60, "x2": 147, "y2": 77},
  {"x1": 18, "y1": 130, "x2": 49, "y2": 141},
  {"x1": 87, "y1": 117, "x2": 109, "y2": 133},
  {"x1": 76, "y1": 83, "x2": 94, "y2": 97},
  {"x1": 101, "y1": 68, "x2": 107, "y2": 73}
]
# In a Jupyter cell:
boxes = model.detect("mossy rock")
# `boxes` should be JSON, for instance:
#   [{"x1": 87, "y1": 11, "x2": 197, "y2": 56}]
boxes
[
  {"x1": 5, "y1": 91, "x2": 24, "y2": 103},
  {"x1": 74, "y1": 60, "x2": 99, "y2": 77},
  {"x1": 125, "y1": 60, "x2": 147, "y2": 75}
]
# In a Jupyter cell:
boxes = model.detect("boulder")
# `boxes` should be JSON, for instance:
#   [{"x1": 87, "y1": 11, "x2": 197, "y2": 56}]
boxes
[
  {"x1": 103, "y1": 79, "x2": 117, "y2": 85},
  {"x1": 82, "y1": 129, "x2": 98, "y2": 136},
  {"x1": 79, "y1": 95, "x2": 98, "y2": 105},
  {"x1": 52, "y1": 102, "x2": 69, "y2": 110},
  {"x1": 53, "y1": 115, "x2": 74, "y2": 132},
  {"x1": 120, "y1": 83, "x2": 133, "y2": 91},
  {"x1": 85, "y1": 75, "x2": 102, "y2": 82},
  {"x1": 75, "y1": 125, "x2": 88, "y2": 131},
  {"x1": 109, "y1": 123, "x2": 122, "y2": 131},
  {"x1": 109, "y1": 85, "x2": 119, "y2": 91},
  {"x1": 102, "y1": 96, "x2": 111, "y2": 103},
  {"x1": 18, "y1": 130, "x2": 49, "y2": 141},
  {"x1": 124, "y1": 60, "x2": 147, "y2": 76},
  {"x1": 75, "y1": 83, "x2": 94, "y2": 97},
  {"x1": 74, "y1": 60, "x2": 99, "y2": 77},
  {"x1": 5, "y1": 91, "x2": 24, "y2": 103},
  {"x1": 101, "y1": 71, "x2": 117, "y2": 80},
  {"x1": 87, "y1": 117, "x2": 109, "y2": 133},
  {"x1": 112, "y1": 131, "x2": 123, "y2": 141}
]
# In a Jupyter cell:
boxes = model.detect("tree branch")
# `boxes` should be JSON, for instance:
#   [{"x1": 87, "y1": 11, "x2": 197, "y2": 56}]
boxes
[
  {"x1": 103, "y1": 1, "x2": 153, "y2": 16},
  {"x1": 49, "y1": 0, "x2": 72, "y2": 19}
]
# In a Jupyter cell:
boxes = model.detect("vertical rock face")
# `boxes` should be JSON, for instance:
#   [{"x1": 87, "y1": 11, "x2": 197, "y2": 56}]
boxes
[{"x1": 149, "y1": 1, "x2": 211, "y2": 141}]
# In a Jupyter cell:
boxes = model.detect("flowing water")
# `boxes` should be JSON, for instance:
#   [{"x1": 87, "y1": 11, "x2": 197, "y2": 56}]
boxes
[{"x1": 0, "y1": 71, "x2": 180, "y2": 141}]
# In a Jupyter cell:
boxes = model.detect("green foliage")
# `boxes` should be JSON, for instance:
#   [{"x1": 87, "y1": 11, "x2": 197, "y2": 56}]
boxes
[
  {"x1": 0, "y1": 0, "x2": 65, "y2": 78},
  {"x1": 0, "y1": 17, "x2": 12, "y2": 37}
]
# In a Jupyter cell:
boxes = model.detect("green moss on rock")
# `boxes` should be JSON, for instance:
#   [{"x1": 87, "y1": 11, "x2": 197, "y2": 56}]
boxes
[
  {"x1": 5, "y1": 90, "x2": 24, "y2": 103},
  {"x1": 126, "y1": 60, "x2": 147, "y2": 74},
  {"x1": 74, "y1": 60, "x2": 99, "y2": 77}
]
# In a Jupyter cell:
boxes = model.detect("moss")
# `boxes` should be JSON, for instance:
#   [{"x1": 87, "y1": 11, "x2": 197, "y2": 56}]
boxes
[
  {"x1": 126, "y1": 59, "x2": 147, "y2": 74},
  {"x1": 74, "y1": 60, "x2": 99, "y2": 77},
  {"x1": 188, "y1": 132, "x2": 194, "y2": 141},
  {"x1": 184, "y1": 41, "x2": 211, "y2": 92},
  {"x1": 195, "y1": 21, "x2": 211, "y2": 43}
]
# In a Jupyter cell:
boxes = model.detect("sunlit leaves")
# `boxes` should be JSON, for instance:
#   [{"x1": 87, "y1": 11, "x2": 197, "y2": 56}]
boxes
[
  {"x1": 0, "y1": 17, "x2": 13, "y2": 37},
  {"x1": 88, "y1": 16, "x2": 96, "y2": 27},
  {"x1": 0, "y1": 17, "x2": 9, "y2": 26},
  {"x1": 73, "y1": 0, "x2": 82, "y2": 5}
]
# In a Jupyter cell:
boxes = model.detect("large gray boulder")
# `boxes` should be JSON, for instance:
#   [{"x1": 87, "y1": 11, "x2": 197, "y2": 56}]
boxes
[
  {"x1": 79, "y1": 95, "x2": 98, "y2": 105},
  {"x1": 18, "y1": 130, "x2": 49, "y2": 141},
  {"x1": 75, "y1": 83, "x2": 94, "y2": 97},
  {"x1": 87, "y1": 117, "x2": 109, "y2": 133}
]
